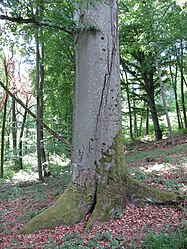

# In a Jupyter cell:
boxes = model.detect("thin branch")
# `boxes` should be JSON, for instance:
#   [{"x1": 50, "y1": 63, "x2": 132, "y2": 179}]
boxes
[
  {"x1": 0, "y1": 15, "x2": 75, "y2": 35},
  {"x1": 0, "y1": 80, "x2": 72, "y2": 148}
]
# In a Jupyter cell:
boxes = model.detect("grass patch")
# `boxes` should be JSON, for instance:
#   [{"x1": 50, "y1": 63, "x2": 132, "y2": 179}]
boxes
[
  {"x1": 142, "y1": 228, "x2": 187, "y2": 249},
  {"x1": 126, "y1": 143, "x2": 187, "y2": 165}
]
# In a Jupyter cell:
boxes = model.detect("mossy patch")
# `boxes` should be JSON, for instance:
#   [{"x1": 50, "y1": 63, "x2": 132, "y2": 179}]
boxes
[
  {"x1": 86, "y1": 130, "x2": 127, "y2": 229},
  {"x1": 19, "y1": 130, "x2": 179, "y2": 234},
  {"x1": 126, "y1": 176, "x2": 178, "y2": 206},
  {"x1": 19, "y1": 182, "x2": 96, "y2": 234}
]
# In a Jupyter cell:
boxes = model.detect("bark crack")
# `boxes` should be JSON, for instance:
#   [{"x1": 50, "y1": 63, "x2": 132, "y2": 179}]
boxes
[
  {"x1": 89, "y1": 179, "x2": 98, "y2": 215},
  {"x1": 95, "y1": 18, "x2": 118, "y2": 136}
]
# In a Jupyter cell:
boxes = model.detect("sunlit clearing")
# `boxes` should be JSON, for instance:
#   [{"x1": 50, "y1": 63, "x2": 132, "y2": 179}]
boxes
[{"x1": 176, "y1": 0, "x2": 187, "y2": 6}]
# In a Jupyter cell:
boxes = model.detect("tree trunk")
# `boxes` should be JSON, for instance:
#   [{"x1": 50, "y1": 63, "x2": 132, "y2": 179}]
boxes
[
  {"x1": 38, "y1": 0, "x2": 49, "y2": 177},
  {"x1": 12, "y1": 98, "x2": 17, "y2": 150},
  {"x1": 36, "y1": 31, "x2": 43, "y2": 181},
  {"x1": 71, "y1": 0, "x2": 128, "y2": 226},
  {"x1": 148, "y1": 95, "x2": 162, "y2": 140},
  {"x1": 19, "y1": 105, "x2": 28, "y2": 170},
  {"x1": 142, "y1": 71, "x2": 162, "y2": 141},
  {"x1": 145, "y1": 106, "x2": 149, "y2": 135},
  {"x1": 139, "y1": 102, "x2": 146, "y2": 137},
  {"x1": 1, "y1": 56, "x2": 10, "y2": 177},
  {"x1": 12, "y1": 97, "x2": 19, "y2": 170},
  {"x1": 19, "y1": 0, "x2": 178, "y2": 234},
  {"x1": 179, "y1": 39, "x2": 187, "y2": 128},
  {"x1": 154, "y1": 49, "x2": 175, "y2": 145},
  {"x1": 0, "y1": 94, "x2": 8, "y2": 177},
  {"x1": 169, "y1": 61, "x2": 182, "y2": 130},
  {"x1": 19, "y1": 0, "x2": 127, "y2": 232},
  {"x1": 40, "y1": 41, "x2": 49, "y2": 177},
  {"x1": 120, "y1": 59, "x2": 134, "y2": 140},
  {"x1": 124, "y1": 67, "x2": 133, "y2": 140},
  {"x1": 133, "y1": 97, "x2": 138, "y2": 138},
  {"x1": 138, "y1": 52, "x2": 162, "y2": 141}
]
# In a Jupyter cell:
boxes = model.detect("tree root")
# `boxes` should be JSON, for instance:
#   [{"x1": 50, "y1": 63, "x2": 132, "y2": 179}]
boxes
[
  {"x1": 126, "y1": 176, "x2": 178, "y2": 207},
  {"x1": 18, "y1": 183, "x2": 95, "y2": 234},
  {"x1": 18, "y1": 176, "x2": 180, "y2": 234}
]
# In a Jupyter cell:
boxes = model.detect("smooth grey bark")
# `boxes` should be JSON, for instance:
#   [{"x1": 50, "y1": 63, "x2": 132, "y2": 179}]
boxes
[{"x1": 72, "y1": 0, "x2": 123, "y2": 186}]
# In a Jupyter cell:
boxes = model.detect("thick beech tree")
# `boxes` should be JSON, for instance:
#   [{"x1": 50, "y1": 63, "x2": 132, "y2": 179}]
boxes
[
  {"x1": 18, "y1": 0, "x2": 177, "y2": 234},
  {"x1": 19, "y1": 0, "x2": 127, "y2": 232}
]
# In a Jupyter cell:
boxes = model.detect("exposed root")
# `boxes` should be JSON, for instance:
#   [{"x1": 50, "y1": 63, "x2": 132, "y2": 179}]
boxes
[
  {"x1": 18, "y1": 183, "x2": 95, "y2": 234},
  {"x1": 19, "y1": 175, "x2": 180, "y2": 235},
  {"x1": 86, "y1": 176, "x2": 127, "y2": 230},
  {"x1": 126, "y1": 176, "x2": 178, "y2": 207}
]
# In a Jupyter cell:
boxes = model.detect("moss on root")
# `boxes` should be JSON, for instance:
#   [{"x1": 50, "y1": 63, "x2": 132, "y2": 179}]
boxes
[
  {"x1": 19, "y1": 183, "x2": 95, "y2": 234},
  {"x1": 19, "y1": 129, "x2": 179, "y2": 234},
  {"x1": 126, "y1": 176, "x2": 178, "y2": 206},
  {"x1": 86, "y1": 130, "x2": 127, "y2": 229}
]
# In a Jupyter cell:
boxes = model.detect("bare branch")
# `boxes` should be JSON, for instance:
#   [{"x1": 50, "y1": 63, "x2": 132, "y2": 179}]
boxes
[
  {"x1": 0, "y1": 80, "x2": 72, "y2": 148},
  {"x1": 0, "y1": 14, "x2": 75, "y2": 35}
]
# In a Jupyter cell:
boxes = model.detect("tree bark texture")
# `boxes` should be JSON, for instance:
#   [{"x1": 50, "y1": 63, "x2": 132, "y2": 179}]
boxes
[
  {"x1": 71, "y1": 0, "x2": 127, "y2": 226},
  {"x1": 72, "y1": 0, "x2": 123, "y2": 185}
]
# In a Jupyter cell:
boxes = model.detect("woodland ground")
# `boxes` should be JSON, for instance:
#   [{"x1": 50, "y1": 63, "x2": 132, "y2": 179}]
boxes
[{"x1": 0, "y1": 134, "x2": 187, "y2": 248}]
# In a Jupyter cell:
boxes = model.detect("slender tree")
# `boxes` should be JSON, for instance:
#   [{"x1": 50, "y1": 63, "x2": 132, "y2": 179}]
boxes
[
  {"x1": 179, "y1": 39, "x2": 187, "y2": 129},
  {"x1": 35, "y1": 30, "x2": 43, "y2": 181},
  {"x1": 1, "y1": 56, "x2": 10, "y2": 177},
  {"x1": 121, "y1": 67, "x2": 134, "y2": 140},
  {"x1": 169, "y1": 56, "x2": 182, "y2": 130},
  {"x1": 152, "y1": 44, "x2": 175, "y2": 145}
]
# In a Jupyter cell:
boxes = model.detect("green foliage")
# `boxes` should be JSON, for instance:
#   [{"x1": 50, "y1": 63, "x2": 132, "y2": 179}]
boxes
[
  {"x1": 128, "y1": 168, "x2": 147, "y2": 181},
  {"x1": 142, "y1": 228, "x2": 187, "y2": 249},
  {"x1": 119, "y1": 0, "x2": 187, "y2": 141},
  {"x1": 126, "y1": 142, "x2": 187, "y2": 165},
  {"x1": 28, "y1": 211, "x2": 37, "y2": 220},
  {"x1": 61, "y1": 231, "x2": 126, "y2": 248},
  {"x1": 3, "y1": 167, "x2": 15, "y2": 179}
]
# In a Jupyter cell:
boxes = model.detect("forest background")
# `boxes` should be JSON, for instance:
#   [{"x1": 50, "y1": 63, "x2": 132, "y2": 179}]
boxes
[
  {"x1": 0, "y1": 0, "x2": 187, "y2": 248},
  {"x1": 0, "y1": 0, "x2": 187, "y2": 179}
]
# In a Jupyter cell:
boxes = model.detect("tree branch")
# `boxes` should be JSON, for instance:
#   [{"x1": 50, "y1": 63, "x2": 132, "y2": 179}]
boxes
[
  {"x1": 0, "y1": 15, "x2": 75, "y2": 35},
  {"x1": 0, "y1": 81, "x2": 72, "y2": 148}
]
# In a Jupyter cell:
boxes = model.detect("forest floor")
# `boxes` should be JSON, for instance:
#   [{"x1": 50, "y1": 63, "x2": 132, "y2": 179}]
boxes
[{"x1": 0, "y1": 134, "x2": 187, "y2": 248}]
